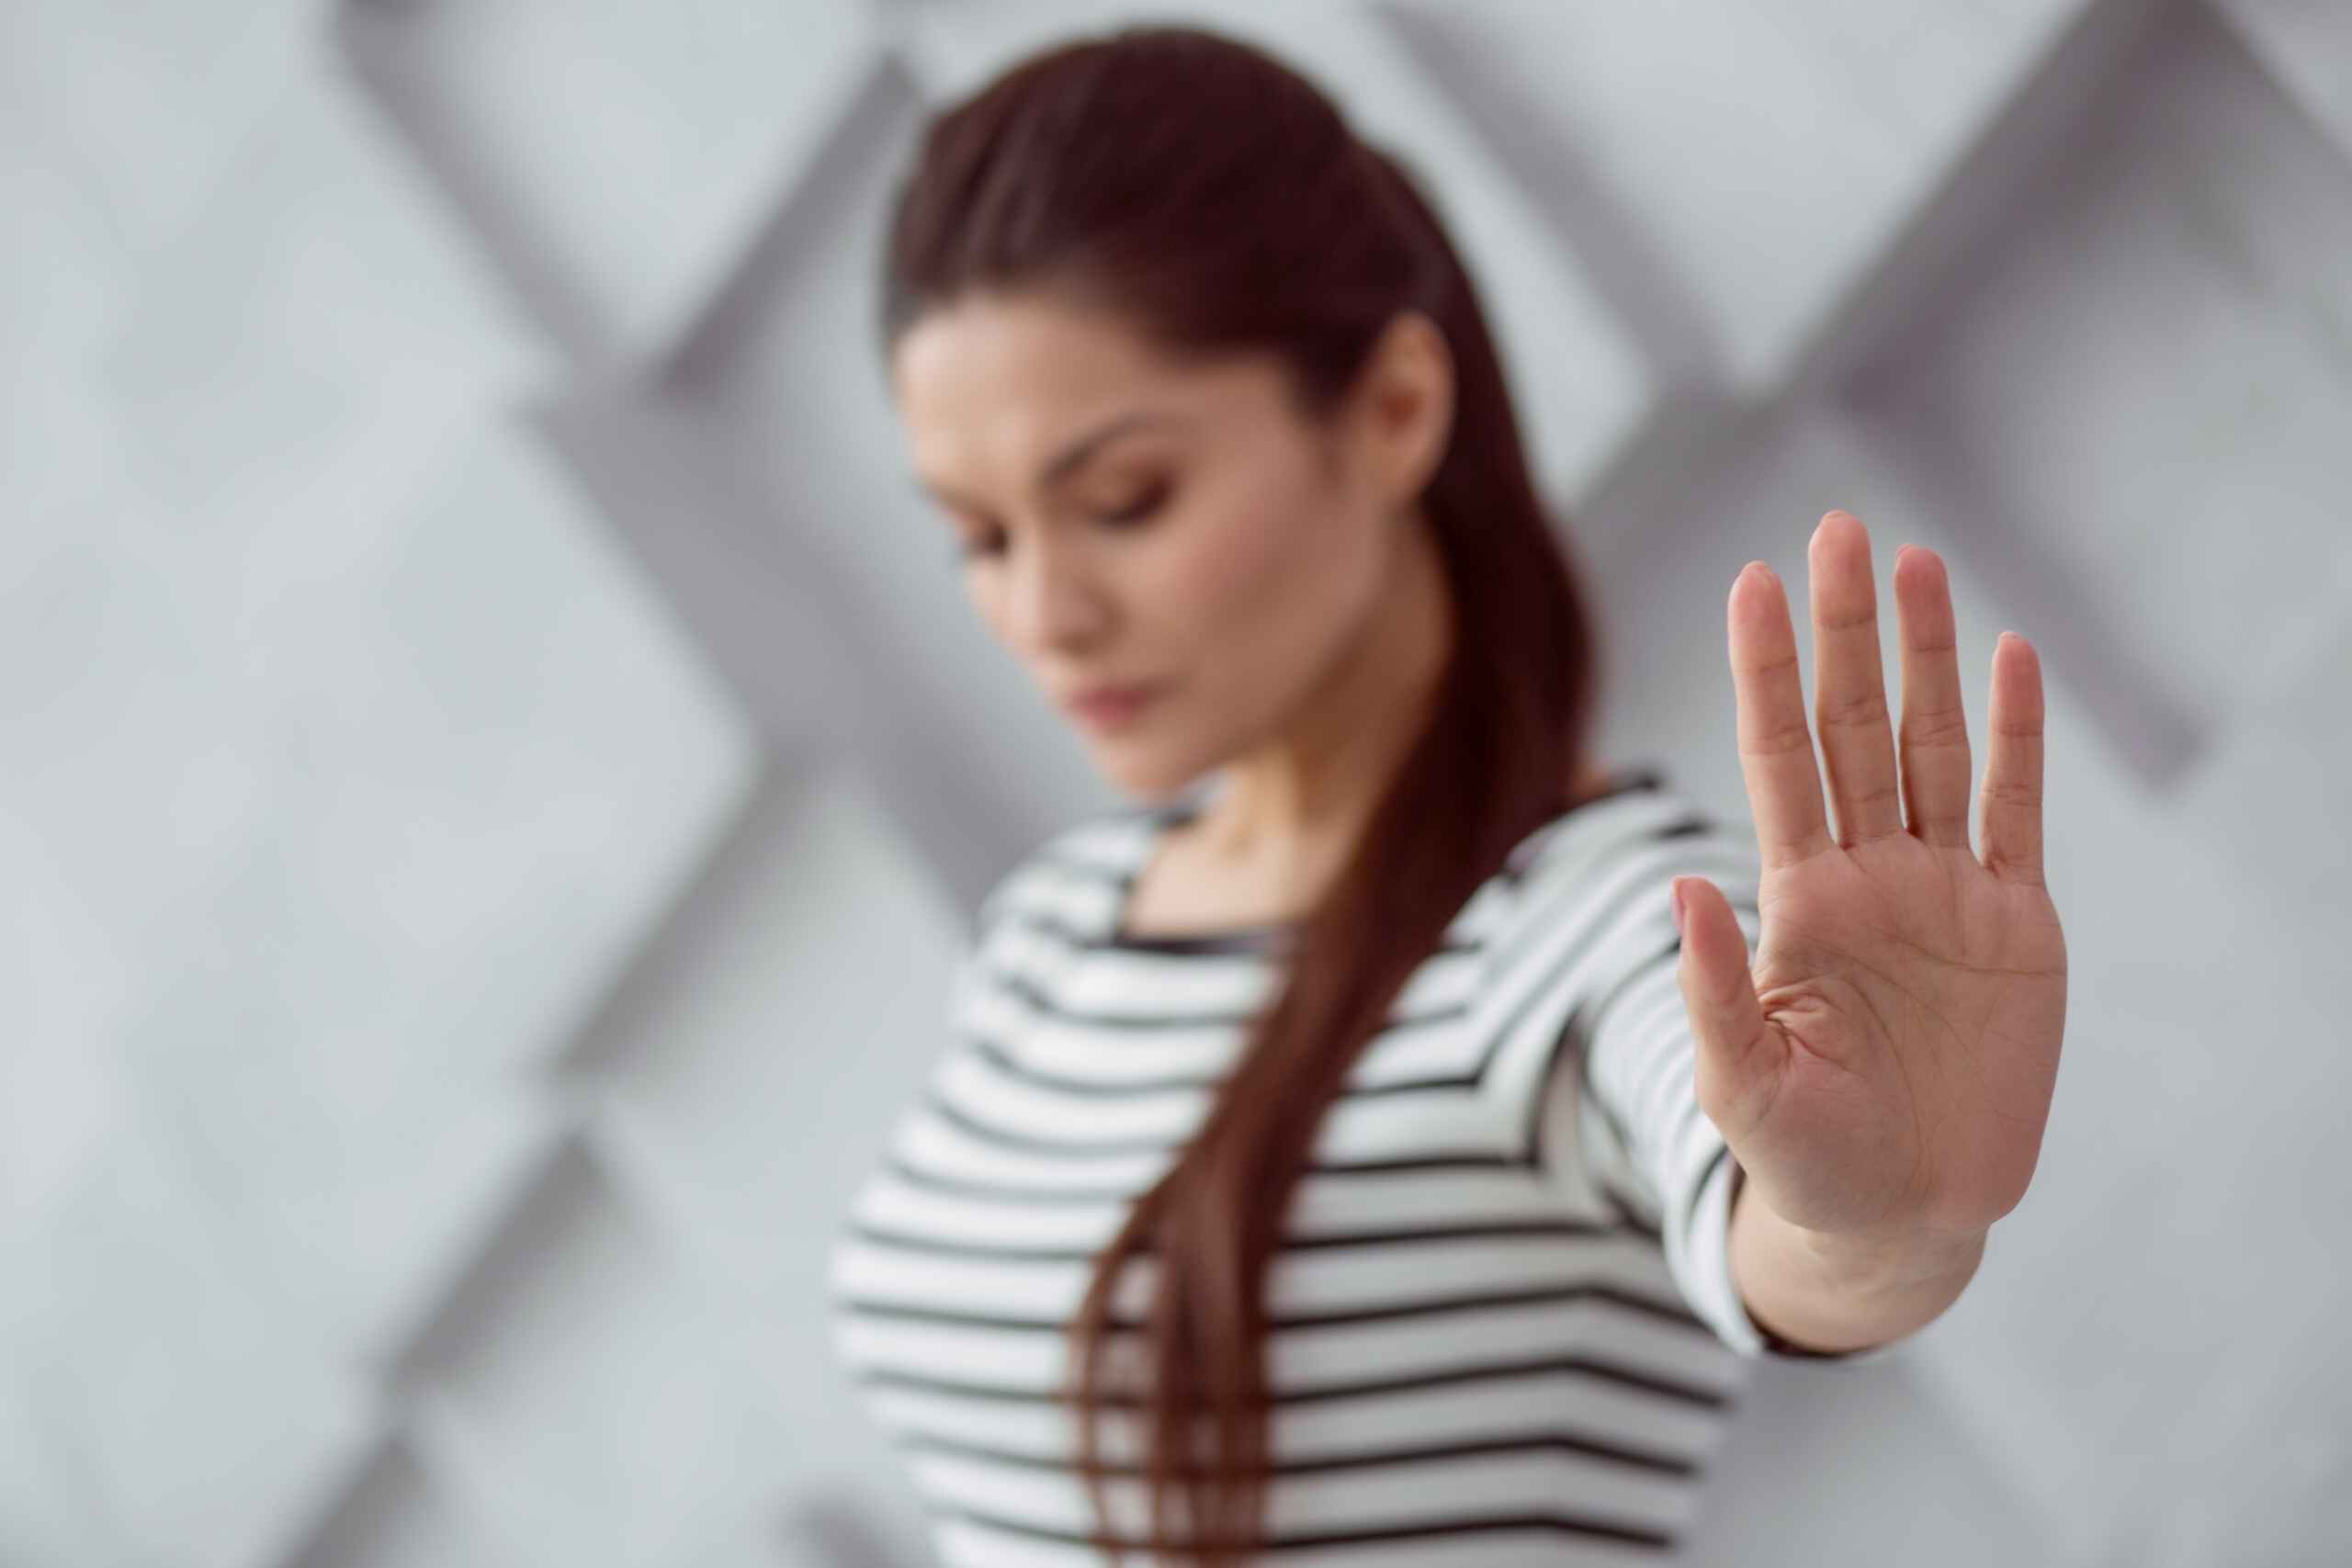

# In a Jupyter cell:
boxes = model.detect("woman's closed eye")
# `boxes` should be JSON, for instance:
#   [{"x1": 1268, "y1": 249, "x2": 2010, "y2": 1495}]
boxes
[
  {"x1": 953, "y1": 480, "x2": 1171, "y2": 563},
  {"x1": 1091, "y1": 477, "x2": 1171, "y2": 525}
]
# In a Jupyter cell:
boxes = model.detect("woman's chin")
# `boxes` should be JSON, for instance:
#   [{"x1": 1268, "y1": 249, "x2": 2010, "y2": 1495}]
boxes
[{"x1": 1087, "y1": 739, "x2": 1208, "y2": 800}]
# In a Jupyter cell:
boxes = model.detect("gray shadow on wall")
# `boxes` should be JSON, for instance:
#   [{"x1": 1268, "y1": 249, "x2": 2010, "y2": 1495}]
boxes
[{"x1": 1683, "y1": 1352, "x2": 2051, "y2": 1562}]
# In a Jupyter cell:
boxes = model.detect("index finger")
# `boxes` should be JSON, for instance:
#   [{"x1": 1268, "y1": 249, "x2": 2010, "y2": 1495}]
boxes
[{"x1": 1730, "y1": 559, "x2": 1834, "y2": 870}]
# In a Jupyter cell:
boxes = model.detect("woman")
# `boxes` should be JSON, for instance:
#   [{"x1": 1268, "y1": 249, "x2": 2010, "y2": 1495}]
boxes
[{"x1": 828, "y1": 24, "x2": 2067, "y2": 1566}]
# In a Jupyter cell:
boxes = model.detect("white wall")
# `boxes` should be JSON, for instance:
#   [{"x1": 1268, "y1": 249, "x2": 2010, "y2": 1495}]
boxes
[{"x1": 5, "y1": 0, "x2": 2349, "y2": 1562}]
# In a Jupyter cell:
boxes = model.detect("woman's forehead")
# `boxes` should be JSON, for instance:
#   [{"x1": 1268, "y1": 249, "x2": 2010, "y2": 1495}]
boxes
[
  {"x1": 896, "y1": 297, "x2": 1281, "y2": 468},
  {"x1": 897, "y1": 290, "x2": 1169, "y2": 396}
]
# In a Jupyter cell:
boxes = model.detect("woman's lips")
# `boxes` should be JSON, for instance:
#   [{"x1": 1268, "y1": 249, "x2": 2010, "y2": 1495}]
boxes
[{"x1": 1067, "y1": 682, "x2": 1165, "y2": 728}]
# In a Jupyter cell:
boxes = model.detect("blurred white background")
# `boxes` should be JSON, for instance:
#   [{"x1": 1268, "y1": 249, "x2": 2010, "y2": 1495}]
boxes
[{"x1": 6, "y1": 0, "x2": 2351, "y2": 1563}]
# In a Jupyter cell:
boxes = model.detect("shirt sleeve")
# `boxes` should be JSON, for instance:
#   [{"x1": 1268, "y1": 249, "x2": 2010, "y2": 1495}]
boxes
[{"x1": 1517, "y1": 804, "x2": 1899, "y2": 1365}]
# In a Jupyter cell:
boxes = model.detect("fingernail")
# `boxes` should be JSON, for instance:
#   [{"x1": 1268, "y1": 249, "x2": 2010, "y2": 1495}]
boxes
[{"x1": 1670, "y1": 879, "x2": 1688, "y2": 937}]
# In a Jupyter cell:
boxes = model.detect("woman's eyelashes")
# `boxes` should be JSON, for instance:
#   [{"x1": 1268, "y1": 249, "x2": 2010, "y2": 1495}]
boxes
[
  {"x1": 952, "y1": 480, "x2": 1172, "y2": 562},
  {"x1": 1095, "y1": 477, "x2": 1171, "y2": 525}
]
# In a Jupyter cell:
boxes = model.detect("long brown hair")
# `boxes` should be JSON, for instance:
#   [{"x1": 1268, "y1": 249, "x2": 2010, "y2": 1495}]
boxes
[{"x1": 880, "y1": 26, "x2": 1606, "y2": 1564}]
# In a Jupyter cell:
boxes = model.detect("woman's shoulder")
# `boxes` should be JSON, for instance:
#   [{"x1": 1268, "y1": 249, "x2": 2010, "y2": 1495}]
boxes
[
  {"x1": 1502, "y1": 761, "x2": 1671, "y2": 869},
  {"x1": 1498, "y1": 762, "x2": 1755, "y2": 910}
]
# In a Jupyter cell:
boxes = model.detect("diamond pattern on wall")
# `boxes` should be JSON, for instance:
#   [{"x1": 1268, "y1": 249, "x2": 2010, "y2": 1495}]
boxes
[{"x1": 8, "y1": 0, "x2": 2352, "y2": 1562}]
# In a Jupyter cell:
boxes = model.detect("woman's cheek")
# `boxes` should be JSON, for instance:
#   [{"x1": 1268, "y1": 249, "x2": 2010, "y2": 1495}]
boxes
[{"x1": 1174, "y1": 501, "x2": 1298, "y2": 654}]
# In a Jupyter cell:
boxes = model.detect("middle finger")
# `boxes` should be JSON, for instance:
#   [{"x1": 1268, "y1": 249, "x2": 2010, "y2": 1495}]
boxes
[{"x1": 1808, "y1": 510, "x2": 1904, "y2": 847}]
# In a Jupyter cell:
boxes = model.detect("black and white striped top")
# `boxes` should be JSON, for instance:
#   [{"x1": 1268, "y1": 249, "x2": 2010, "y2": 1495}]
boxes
[{"x1": 828, "y1": 765, "x2": 1883, "y2": 1565}]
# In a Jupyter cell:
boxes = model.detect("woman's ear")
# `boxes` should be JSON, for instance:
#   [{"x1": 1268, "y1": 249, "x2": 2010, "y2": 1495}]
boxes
[{"x1": 1352, "y1": 310, "x2": 1455, "y2": 506}]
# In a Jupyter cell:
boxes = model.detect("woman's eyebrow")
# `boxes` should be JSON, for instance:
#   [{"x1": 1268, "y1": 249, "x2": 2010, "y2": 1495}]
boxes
[
  {"x1": 911, "y1": 409, "x2": 1192, "y2": 514},
  {"x1": 1035, "y1": 409, "x2": 1190, "y2": 490}
]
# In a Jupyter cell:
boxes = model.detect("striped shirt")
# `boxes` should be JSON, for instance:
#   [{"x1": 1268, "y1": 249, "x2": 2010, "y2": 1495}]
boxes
[{"x1": 828, "y1": 765, "x2": 1885, "y2": 1566}]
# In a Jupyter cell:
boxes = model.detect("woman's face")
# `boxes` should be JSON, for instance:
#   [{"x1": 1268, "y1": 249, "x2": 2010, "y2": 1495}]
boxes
[{"x1": 891, "y1": 288, "x2": 1441, "y2": 798}]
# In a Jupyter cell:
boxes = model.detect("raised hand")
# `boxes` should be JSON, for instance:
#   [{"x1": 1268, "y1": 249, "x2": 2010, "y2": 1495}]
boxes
[{"x1": 1671, "y1": 510, "x2": 2068, "y2": 1258}]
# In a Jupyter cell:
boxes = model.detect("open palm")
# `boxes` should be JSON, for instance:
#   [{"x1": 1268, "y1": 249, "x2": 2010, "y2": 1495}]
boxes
[{"x1": 1672, "y1": 510, "x2": 2068, "y2": 1248}]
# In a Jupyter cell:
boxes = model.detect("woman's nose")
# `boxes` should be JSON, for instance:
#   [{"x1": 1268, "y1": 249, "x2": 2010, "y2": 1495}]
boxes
[{"x1": 1009, "y1": 535, "x2": 1109, "y2": 653}]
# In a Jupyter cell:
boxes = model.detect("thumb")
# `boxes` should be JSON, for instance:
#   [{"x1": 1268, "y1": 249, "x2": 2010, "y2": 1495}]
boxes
[{"x1": 1670, "y1": 875, "x2": 1781, "y2": 1135}]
